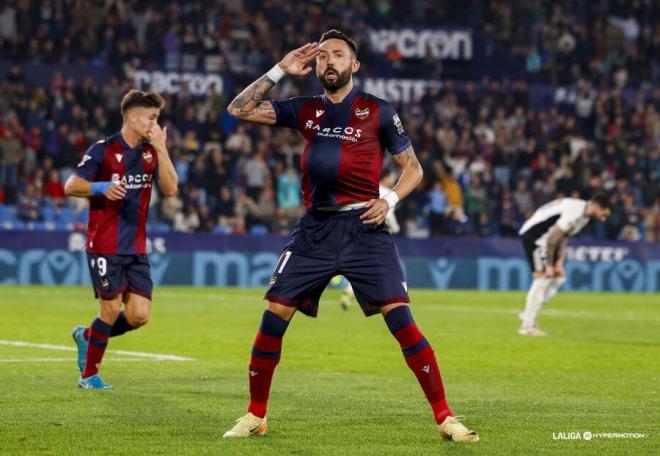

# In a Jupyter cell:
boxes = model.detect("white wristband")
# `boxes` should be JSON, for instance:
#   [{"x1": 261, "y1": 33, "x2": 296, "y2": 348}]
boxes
[
  {"x1": 266, "y1": 64, "x2": 285, "y2": 83},
  {"x1": 383, "y1": 191, "x2": 400, "y2": 209}
]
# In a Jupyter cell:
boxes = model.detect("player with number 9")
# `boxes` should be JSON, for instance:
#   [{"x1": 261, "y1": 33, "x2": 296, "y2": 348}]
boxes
[{"x1": 63, "y1": 90, "x2": 178, "y2": 389}]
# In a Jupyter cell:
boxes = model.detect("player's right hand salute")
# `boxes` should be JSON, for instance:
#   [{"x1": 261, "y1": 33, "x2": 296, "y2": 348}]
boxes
[
  {"x1": 226, "y1": 43, "x2": 321, "y2": 125},
  {"x1": 278, "y1": 42, "x2": 321, "y2": 75}
]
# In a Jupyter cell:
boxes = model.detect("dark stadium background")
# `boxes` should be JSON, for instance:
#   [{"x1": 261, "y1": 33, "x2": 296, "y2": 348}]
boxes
[{"x1": 0, "y1": 0, "x2": 657, "y2": 242}]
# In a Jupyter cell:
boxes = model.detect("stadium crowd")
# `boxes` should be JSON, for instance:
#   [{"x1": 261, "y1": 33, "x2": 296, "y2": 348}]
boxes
[{"x1": 0, "y1": 0, "x2": 658, "y2": 242}]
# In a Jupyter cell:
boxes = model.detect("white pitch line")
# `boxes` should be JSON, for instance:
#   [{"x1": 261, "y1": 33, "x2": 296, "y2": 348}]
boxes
[
  {"x1": 99, "y1": 348, "x2": 194, "y2": 361},
  {"x1": 0, "y1": 358, "x2": 162, "y2": 363},
  {"x1": 0, "y1": 340, "x2": 194, "y2": 362}
]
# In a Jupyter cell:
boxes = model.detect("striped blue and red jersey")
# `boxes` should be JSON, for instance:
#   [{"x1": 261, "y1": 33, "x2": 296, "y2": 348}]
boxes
[
  {"x1": 270, "y1": 87, "x2": 411, "y2": 209},
  {"x1": 75, "y1": 133, "x2": 159, "y2": 255}
]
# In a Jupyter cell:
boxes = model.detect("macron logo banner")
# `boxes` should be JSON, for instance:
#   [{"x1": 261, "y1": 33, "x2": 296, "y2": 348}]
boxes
[
  {"x1": 368, "y1": 28, "x2": 473, "y2": 60},
  {"x1": 133, "y1": 70, "x2": 230, "y2": 96}
]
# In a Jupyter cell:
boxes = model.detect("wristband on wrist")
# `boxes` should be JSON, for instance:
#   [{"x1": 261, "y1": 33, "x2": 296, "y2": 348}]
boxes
[
  {"x1": 266, "y1": 64, "x2": 286, "y2": 83},
  {"x1": 383, "y1": 191, "x2": 400, "y2": 209},
  {"x1": 91, "y1": 182, "x2": 112, "y2": 196}
]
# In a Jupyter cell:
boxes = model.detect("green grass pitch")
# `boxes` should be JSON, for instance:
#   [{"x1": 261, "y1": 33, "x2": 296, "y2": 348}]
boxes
[{"x1": 0, "y1": 286, "x2": 657, "y2": 455}]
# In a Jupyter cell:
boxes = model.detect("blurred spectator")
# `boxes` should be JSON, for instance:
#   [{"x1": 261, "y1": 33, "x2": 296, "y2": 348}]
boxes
[
  {"x1": 17, "y1": 183, "x2": 41, "y2": 222},
  {"x1": 233, "y1": 190, "x2": 256, "y2": 235},
  {"x1": 0, "y1": 129, "x2": 22, "y2": 187},
  {"x1": 464, "y1": 173, "x2": 490, "y2": 235},
  {"x1": 643, "y1": 197, "x2": 660, "y2": 242},
  {"x1": 213, "y1": 185, "x2": 240, "y2": 230},
  {"x1": 43, "y1": 169, "x2": 66, "y2": 206},
  {"x1": 513, "y1": 180, "x2": 534, "y2": 219},
  {"x1": 174, "y1": 204, "x2": 200, "y2": 233},
  {"x1": 161, "y1": 192, "x2": 183, "y2": 226},
  {"x1": 425, "y1": 181, "x2": 448, "y2": 237},
  {"x1": 244, "y1": 149, "x2": 270, "y2": 200}
]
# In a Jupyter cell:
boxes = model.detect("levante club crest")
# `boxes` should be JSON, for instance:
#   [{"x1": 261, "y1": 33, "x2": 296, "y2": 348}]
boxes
[{"x1": 355, "y1": 107, "x2": 370, "y2": 120}]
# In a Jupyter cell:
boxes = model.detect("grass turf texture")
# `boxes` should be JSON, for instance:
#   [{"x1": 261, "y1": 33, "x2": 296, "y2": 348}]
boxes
[{"x1": 0, "y1": 286, "x2": 657, "y2": 455}]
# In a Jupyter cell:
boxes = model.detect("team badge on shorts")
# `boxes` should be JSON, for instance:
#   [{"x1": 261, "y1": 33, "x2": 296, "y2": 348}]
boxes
[
  {"x1": 355, "y1": 107, "x2": 370, "y2": 119},
  {"x1": 143, "y1": 151, "x2": 153, "y2": 163},
  {"x1": 269, "y1": 275, "x2": 277, "y2": 286},
  {"x1": 100, "y1": 277, "x2": 110, "y2": 289}
]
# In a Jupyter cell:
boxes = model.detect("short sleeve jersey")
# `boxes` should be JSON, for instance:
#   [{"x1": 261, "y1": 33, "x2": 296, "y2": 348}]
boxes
[
  {"x1": 75, "y1": 133, "x2": 159, "y2": 254},
  {"x1": 270, "y1": 87, "x2": 411, "y2": 209},
  {"x1": 518, "y1": 198, "x2": 590, "y2": 245}
]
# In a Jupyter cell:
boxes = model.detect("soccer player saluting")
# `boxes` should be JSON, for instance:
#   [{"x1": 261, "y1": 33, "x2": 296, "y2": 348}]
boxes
[
  {"x1": 223, "y1": 30, "x2": 479, "y2": 442},
  {"x1": 518, "y1": 194, "x2": 611, "y2": 336},
  {"x1": 64, "y1": 90, "x2": 178, "y2": 389}
]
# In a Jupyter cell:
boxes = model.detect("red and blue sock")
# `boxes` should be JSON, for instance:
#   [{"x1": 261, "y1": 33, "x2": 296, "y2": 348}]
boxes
[
  {"x1": 247, "y1": 310, "x2": 290, "y2": 418},
  {"x1": 384, "y1": 305, "x2": 453, "y2": 424},
  {"x1": 109, "y1": 311, "x2": 134, "y2": 337},
  {"x1": 82, "y1": 317, "x2": 112, "y2": 378},
  {"x1": 83, "y1": 311, "x2": 134, "y2": 340}
]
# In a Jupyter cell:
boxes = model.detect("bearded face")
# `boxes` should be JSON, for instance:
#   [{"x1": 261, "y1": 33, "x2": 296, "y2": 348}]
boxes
[
  {"x1": 315, "y1": 38, "x2": 358, "y2": 93},
  {"x1": 317, "y1": 65, "x2": 352, "y2": 92}
]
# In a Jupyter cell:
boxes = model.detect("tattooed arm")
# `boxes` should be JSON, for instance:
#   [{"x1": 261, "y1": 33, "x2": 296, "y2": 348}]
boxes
[
  {"x1": 227, "y1": 43, "x2": 320, "y2": 125},
  {"x1": 390, "y1": 146, "x2": 424, "y2": 200},
  {"x1": 361, "y1": 146, "x2": 423, "y2": 225},
  {"x1": 226, "y1": 76, "x2": 278, "y2": 125}
]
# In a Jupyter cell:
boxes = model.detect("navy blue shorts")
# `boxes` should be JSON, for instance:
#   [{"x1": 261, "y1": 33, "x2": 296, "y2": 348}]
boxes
[
  {"x1": 86, "y1": 253, "x2": 153, "y2": 301},
  {"x1": 265, "y1": 209, "x2": 409, "y2": 317}
]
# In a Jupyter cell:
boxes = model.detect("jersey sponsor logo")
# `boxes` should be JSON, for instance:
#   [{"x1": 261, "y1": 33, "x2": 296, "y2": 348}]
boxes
[
  {"x1": 303, "y1": 121, "x2": 363, "y2": 142},
  {"x1": 393, "y1": 114, "x2": 405, "y2": 135},
  {"x1": 110, "y1": 173, "x2": 154, "y2": 190},
  {"x1": 142, "y1": 151, "x2": 153, "y2": 163},
  {"x1": 354, "y1": 107, "x2": 370, "y2": 119},
  {"x1": 315, "y1": 109, "x2": 325, "y2": 118},
  {"x1": 114, "y1": 153, "x2": 123, "y2": 163},
  {"x1": 77, "y1": 155, "x2": 92, "y2": 167}
]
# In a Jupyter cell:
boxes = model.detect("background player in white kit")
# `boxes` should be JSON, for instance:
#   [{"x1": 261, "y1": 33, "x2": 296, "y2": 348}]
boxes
[
  {"x1": 340, "y1": 172, "x2": 400, "y2": 310},
  {"x1": 518, "y1": 194, "x2": 611, "y2": 336}
]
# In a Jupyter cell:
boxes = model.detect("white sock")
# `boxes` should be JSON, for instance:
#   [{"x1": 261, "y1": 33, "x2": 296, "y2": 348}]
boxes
[
  {"x1": 542, "y1": 276, "x2": 566, "y2": 305},
  {"x1": 521, "y1": 277, "x2": 551, "y2": 329}
]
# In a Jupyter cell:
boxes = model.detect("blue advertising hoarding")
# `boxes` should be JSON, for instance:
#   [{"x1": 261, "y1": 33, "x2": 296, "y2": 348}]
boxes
[{"x1": 0, "y1": 231, "x2": 657, "y2": 292}]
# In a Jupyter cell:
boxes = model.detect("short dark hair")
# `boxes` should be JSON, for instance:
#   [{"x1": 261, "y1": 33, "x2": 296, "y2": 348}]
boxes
[
  {"x1": 319, "y1": 29, "x2": 357, "y2": 57},
  {"x1": 120, "y1": 90, "x2": 165, "y2": 117},
  {"x1": 590, "y1": 192, "x2": 611, "y2": 210}
]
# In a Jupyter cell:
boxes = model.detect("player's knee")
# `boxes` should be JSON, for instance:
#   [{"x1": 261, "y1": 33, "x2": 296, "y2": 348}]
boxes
[
  {"x1": 100, "y1": 299, "x2": 122, "y2": 321},
  {"x1": 267, "y1": 301, "x2": 295, "y2": 321},
  {"x1": 126, "y1": 311, "x2": 150, "y2": 328}
]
